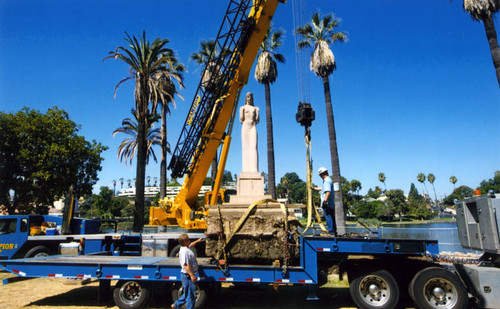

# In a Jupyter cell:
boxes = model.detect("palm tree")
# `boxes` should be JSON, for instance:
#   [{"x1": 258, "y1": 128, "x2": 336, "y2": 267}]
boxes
[
  {"x1": 417, "y1": 173, "x2": 429, "y2": 196},
  {"x1": 378, "y1": 172, "x2": 387, "y2": 192},
  {"x1": 427, "y1": 173, "x2": 438, "y2": 202},
  {"x1": 296, "y1": 12, "x2": 347, "y2": 234},
  {"x1": 112, "y1": 180, "x2": 117, "y2": 196},
  {"x1": 254, "y1": 26, "x2": 285, "y2": 200},
  {"x1": 153, "y1": 177, "x2": 158, "y2": 187},
  {"x1": 127, "y1": 179, "x2": 132, "y2": 188},
  {"x1": 450, "y1": 176, "x2": 458, "y2": 189},
  {"x1": 119, "y1": 178, "x2": 124, "y2": 189},
  {"x1": 150, "y1": 52, "x2": 185, "y2": 200},
  {"x1": 147, "y1": 176, "x2": 151, "y2": 187},
  {"x1": 105, "y1": 31, "x2": 175, "y2": 232},
  {"x1": 463, "y1": 0, "x2": 500, "y2": 86},
  {"x1": 112, "y1": 109, "x2": 161, "y2": 167},
  {"x1": 190, "y1": 40, "x2": 227, "y2": 186}
]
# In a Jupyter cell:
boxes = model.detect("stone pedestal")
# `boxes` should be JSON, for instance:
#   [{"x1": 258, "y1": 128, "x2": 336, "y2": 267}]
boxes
[{"x1": 229, "y1": 171, "x2": 271, "y2": 205}]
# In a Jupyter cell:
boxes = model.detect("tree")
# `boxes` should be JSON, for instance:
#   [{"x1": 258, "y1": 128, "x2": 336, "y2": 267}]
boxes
[
  {"x1": 91, "y1": 186, "x2": 128, "y2": 219},
  {"x1": 222, "y1": 171, "x2": 234, "y2": 185},
  {"x1": 378, "y1": 172, "x2": 387, "y2": 192},
  {"x1": 477, "y1": 170, "x2": 500, "y2": 193},
  {"x1": 463, "y1": 0, "x2": 500, "y2": 87},
  {"x1": 0, "y1": 107, "x2": 106, "y2": 214},
  {"x1": 254, "y1": 26, "x2": 285, "y2": 200},
  {"x1": 427, "y1": 173, "x2": 438, "y2": 202},
  {"x1": 385, "y1": 189, "x2": 409, "y2": 221},
  {"x1": 449, "y1": 176, "x2": 458, "y2": 189},
  {"x1": 112, "y1": 109, "x2": 161, "y2": 166},
  {"x1": 408, "y1": 183, "x2": 424, "y2": 203},
  {"x1": 443, "y1": 185, "x2": 474, "y2": 206},
  {"x1": 351, "y1": 200, "x2": 389, "y2": 220},
  {"x1": 105, "y1": 31, "x2": 176, "y2": 232},
  {"x1": 417, "y1": 172, "x2": 429, "y2": 195},
  {"x1": 150, "y1": 51, "x2": 185, "y2": 200},
  {"x1": 296, "y1": 12, "x2": 348, "y2": 234},
  {"x1": 407, "y1": 183, "x2": 430, "y2": 220},
  {"x1": 366, "y1": 188, "x2": 379, "y2": 199}
]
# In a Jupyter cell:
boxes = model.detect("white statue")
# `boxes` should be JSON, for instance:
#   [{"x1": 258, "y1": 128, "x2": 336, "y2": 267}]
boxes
[{"x1": 240, "y1": 92, "x2": 259, "y2": 173}]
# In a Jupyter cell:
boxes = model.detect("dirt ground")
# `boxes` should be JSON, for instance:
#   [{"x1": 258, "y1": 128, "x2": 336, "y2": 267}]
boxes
[{"x1": 0, "y1": 270, "x2": 361, "y2": 309}]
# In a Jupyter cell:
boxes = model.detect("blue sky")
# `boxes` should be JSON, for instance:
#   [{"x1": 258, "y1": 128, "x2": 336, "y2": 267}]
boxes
[{"x1": 1, "y1": 0, "x2": 499, "y2": 200}]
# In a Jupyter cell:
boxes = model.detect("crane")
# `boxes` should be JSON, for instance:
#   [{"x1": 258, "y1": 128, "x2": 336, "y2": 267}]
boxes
[{"x1": 149, "y1": 0, "x2": 285, "y2": 229}]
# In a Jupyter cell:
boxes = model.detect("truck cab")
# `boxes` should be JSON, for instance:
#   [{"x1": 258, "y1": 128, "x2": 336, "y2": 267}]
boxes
[{"x1": 0, "y1": 214, "x2": 100, "y2": 259}]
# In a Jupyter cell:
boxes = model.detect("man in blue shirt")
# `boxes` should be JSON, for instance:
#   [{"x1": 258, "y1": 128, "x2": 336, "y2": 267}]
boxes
[{"x1": 312, "y1": 167, "x2": 337, "y2": 236}]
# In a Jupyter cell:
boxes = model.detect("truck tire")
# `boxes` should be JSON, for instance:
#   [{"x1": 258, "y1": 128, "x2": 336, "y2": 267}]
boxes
[
  {"x1": 171, "y1": 283, "x2": 207, "y2": 309},
  {"x1": 349, "y1": 269, "x2": 400, "y2": 309},
  {"x1": 169, "y1": 244, "x2": 197, "y2": 257},
  {"x1": 409, "y1": 267, "x2": 468, "y2": 309},
  {"x1": 25, "y1": 246, "x2": 52, "y2": 258},
  {"x1": 113, "y1": 280, "x2": 151, "y2": 309}
]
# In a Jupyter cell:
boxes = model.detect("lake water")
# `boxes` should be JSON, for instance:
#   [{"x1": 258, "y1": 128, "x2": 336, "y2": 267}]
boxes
[
  {"x1": 344, "y1": 221, "x2": 479, "y2": 254},
  {"x1": 303, "y1": 221, "x2": 480, "y2": 254}
]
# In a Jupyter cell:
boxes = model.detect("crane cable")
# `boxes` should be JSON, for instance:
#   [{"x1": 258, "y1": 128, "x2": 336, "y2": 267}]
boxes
[{"x1": 292, "y1": 0, "x2": 326, "y2": 234}]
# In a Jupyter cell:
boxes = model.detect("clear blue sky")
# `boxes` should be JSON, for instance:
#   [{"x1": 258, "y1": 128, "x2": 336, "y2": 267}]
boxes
[{"x1": 1, "y1": 0, "x2": 499, "y2": 200}]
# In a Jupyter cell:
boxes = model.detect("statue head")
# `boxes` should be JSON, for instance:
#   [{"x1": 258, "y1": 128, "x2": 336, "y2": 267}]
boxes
[{"x1": 245, "y1": 92, "x2": 254, "y2": 106}]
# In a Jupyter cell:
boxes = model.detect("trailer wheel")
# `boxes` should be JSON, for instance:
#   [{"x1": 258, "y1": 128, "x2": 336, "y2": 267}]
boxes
[
  {"x1": 349, "y1": 269, "x2": 399, "y2": 309},
  {"x1": 409, "y1": 267, "x2": 468, "y2": 309},
  {"x1": 113, "y1": 280, "x2": 151, "y2": 309},
  {"x1": 171, "y1": 283, "x2": 207, "y2": 309},
  {"x1": 169, "y1": 244, "x2": 197, "y2": 257},
  {"x1": 25, "y1": 246, "x2": 52, "y2": 258}
]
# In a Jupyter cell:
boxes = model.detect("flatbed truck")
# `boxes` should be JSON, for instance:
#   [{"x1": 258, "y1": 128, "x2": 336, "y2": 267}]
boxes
[{"x1": 2, "y1": 194, "x2": 500, "y2": 309}]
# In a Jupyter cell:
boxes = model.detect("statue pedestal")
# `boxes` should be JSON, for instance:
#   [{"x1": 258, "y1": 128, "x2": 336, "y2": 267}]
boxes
[{"x1": 229, "y1": 172, "x2": 271, "y2": 205}]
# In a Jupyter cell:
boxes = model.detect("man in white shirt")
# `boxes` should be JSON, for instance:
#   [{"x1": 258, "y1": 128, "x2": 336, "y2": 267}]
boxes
[{"x1": 172, "y1": 234, "x2": 202, "y2": 309}]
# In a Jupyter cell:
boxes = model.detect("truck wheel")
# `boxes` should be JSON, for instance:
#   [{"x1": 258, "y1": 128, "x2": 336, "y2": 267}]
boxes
[
  {"x1": 349, "y1": 269, "x2": 400, "y2": 309},
  {"x1": 409, "y1": 267, "x2": 468, "y2": 309},
  {"x1": 171, "y1": 283, "x2": 207, "y2": 309},
  {"x1": 25, "y1": 246, "x2": 52, "y2": 258},
  {"x1": 113, "y1": 280, "x2": 151, "y2": 309},
  {"x1": 169, "y1": 244, "x2": 197, "y2": 257}
]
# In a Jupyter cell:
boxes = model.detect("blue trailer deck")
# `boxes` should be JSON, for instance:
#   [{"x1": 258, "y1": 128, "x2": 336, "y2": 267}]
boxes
[{"x1": 1, "y1": 236, "x2": 439, "y2": 285}]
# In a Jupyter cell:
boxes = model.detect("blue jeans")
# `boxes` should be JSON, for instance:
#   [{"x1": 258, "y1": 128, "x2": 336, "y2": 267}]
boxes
[
  {"x1": 324, "y1": 206, "x2": 337, "y2": 235},
  {"x1": 174, "y1": 273, "x2": 196, "y2": 309}
]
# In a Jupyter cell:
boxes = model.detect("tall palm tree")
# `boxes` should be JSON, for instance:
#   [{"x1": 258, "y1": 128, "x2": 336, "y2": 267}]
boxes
[
  {"x1": 417, "y1": 173, "x2": 429, "y2": 196},
  {"x1": 427, "y1": 173, "x2": 438, "y2": 202},
  {"x1": 450, "y1": 175, "x2": 458, "y2": 189},
  {"x1": 119, "y1": 178, "x2": 124, "y2": 189},
  {"x1": 378, "y1": 172, "x2": 387, "y2": 192},
  {"x1": 150, "y1": 51, "x2": 185, "y2": 199},
  {"x1": 463, "y1": 0, "x2": 500, "y2": 86},
  {"x1": 112, "y1": 180, "x2": 117, "y2": 196},
  {"x1": 112, "y1": 109, "x2": 161, "y2": 167},
  {"x1": 254, "y1": 26, "x2": 285, "y2": 200},
  {"x1": 296, "y1": 12, "x2": 348, "y2": 234},
  {"x1": 190, "y1": 40, "x2": 227, "y2": 186},
  {"x1": 105, "y1": 31, "x2": 175, "y2": 232}
]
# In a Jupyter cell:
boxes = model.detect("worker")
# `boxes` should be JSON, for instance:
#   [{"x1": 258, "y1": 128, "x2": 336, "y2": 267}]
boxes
[
  {"x1": 172, "y1": 234, "x2": 203, "y2": 309},
  {"x1": 312, "y1": 167, "x2": 337, "y2": 236}
]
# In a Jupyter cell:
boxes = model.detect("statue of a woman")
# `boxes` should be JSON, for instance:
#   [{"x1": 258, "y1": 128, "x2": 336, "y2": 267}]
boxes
[{"x1": 240, "y1": 92, "x2": 259, "y2": 172}]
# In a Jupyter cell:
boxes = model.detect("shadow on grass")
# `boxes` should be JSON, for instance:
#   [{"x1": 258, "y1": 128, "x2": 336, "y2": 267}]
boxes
[{"x1": 25, "y1": 283, "x2": 354, "y2": 309}]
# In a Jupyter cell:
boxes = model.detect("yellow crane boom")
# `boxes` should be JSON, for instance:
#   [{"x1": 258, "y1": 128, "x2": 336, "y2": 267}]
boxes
[{"x1": 150, "y1": 0, "x2": 284, "y2": 229}]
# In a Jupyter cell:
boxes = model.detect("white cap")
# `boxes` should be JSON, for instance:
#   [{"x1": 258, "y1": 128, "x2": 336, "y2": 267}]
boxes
[{"x1": 318, "y1": 167, "x2": 328, "y2": 175}]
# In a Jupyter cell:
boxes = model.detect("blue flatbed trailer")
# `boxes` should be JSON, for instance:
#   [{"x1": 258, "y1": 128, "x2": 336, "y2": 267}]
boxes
[{"x1": 1, "y1": 235, "x2": 441, "y2": 309}]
